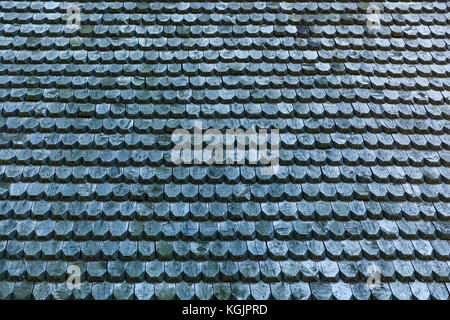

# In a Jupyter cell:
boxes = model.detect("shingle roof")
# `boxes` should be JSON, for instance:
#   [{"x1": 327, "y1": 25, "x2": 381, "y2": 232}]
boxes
[{"x1": 0, "y1": 1, "x2": 449, "y2": 300}]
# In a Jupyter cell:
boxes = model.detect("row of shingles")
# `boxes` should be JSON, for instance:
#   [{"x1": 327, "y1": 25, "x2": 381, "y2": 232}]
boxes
[
  {"x1": 0, "y1": 248, "x2": 448, "y2": 283},
  {"x1": 0, "y1": 138, "x2": 448, "y2": 165},
  {"x1": 0, "y1": 64, "x2": 447, "y2": 100},
  {"x1": 0, "y1": 0, "x2": 446, "y2": 15},
  {"x1": 1, "y1": 163, "x2": 450, "y2": 184},
  {"x1": 0, "y1": 218, "x2": 448, "y2": 279},
  {"x1": 0, "y1": 151, "x2": 448, "y2": 184},
  {"x1": 3, "y1": 48, "x2": 449, "y2": 67},
  {"x1": 0, "y1": 181, "x2": 449, "y2": 203},
  {"x1": 1, "y1": 48, "x2": 449, "y2": 71},
  {"x1": 0, "y1": 1, "x2": 445, "y2": 52},
  {"x1": 0, "y1": 131, "x2": 448, "y2": 161},
  {"x1": 1, "y1": 113, "x2": 449, "y2": 132},
  {"x1": 0, "y1": 30, "x2": 448, "y2": 53},
  {"x1": 0, "y1": 128, "x2": 448, "y2": 148},
  {"x1": 2, "y1": 220, "x2": 450, "y2": 248},
  {"x1": 1, "y1": 33, "x2": 446, "y2": 56},
  {"x1": 4, "y1": 86, "x2": 447, "y2": 105},
  {"x1": 0, "y1": 1, "x2": 448, "y2": 26},
  {"x1": 0, "y1": 1, "x2": 447, "y2": 13},
  {"x1": 1, "y1": 280, "x2": 448, "y2": 300},
  {"x1": 1, "y1": 218, "x2": 449, "y2": 241},
  {"x1": 0, "y1": 139, "x2": 448, "y2": 165},
  {"x1": 0, "y1": 160, "x2": 448, "y2": 201},
  {"x1": 1, "y1": 125, "x2": 447, "y2": 155},
  {"x1": 0, "y1": 61, "x2": 448, "y2": 81},
  {"x1": 0, "y1": 230, "x2": 448, "y2": 300},
  {"x1": 0, "y1": 78, "x2": 447, "y2": 106},
  {"x1": 1, "y1": 36, "x2": 448, "y2": 57},
  {"x1": 0, "y1": 175, "x2": 420, "y2": 198},
  {"x1": 0, "y1": 198, "x2": 448, "y2": 223},
  {"x1": 3, "y1": 138, "x2": 444, "y2": 157},
  {"x1": 0, "y1": 34, "x2": 443, "y2": 103},
  {"x1": 1, "y1": 103, "x2": 449, "y2": 120},
  {"x1": 0, "y1": 262, "x2": 449, "y2": 299},
  {"x1": 0, "y1": 74, "x2": 446, "y2": 103},
  {"x1": 2, "y1": 1, "x2": 446, "y2": 14},
  {"x1": 0, "y1": 125, "x2": 448, "y2": 148},
  {"x1": 1, "y1": 4, "x2": 448, "y2": 36},
  {"x1": 0, "y1": 75, "x2": 448, "y2": 95},
  {"x1": 0, "y1": 21, "x2": 449, "y2": 39},
  {"x1": 0, "y1": 233, "x2": 448, "y2": 260},
  {"x1": 0, "y1": 74, "x2": 448, "y2": 97},
  {"x1": 0, "y1": 2, "x2": 448, "y2": 45},
  {"x1": 1, "y1": 205, "x2": 446, "y2": 282},
  {"x1": 0, "y1": 130, "x2": 448, "y2": 150},
  {"x1": 1, "y1": 84, "x2": 447, "y2": 105},
  {"x1": 0, "y1": 210, "x2": 448, "y2": 238}
]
